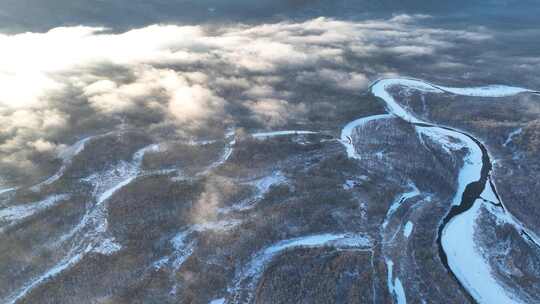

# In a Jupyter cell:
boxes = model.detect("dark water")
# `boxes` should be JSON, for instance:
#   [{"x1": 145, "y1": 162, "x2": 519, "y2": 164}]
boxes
[
  {"x1": 413, "y1": 123, "x2": 490, "y2": 303},
  {"x1": 417, "y1": 121, "x2": 537, "y2": 303},
  {"x1": 434, "y1": 126, "x2": 492, "y2": 304}
]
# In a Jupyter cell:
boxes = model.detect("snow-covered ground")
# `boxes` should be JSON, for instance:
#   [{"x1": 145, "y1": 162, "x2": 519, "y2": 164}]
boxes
[
  {"x1": 503, "y1": 128, "x2": 523, "y2": 147},
  {"x1": 436, "y1": 85, "x2": 534, "y2": 98},
  {"x1": 371, "y1": 77, "x2": 534, "y2": 121},
  {"x1": 0, "y1": 194, "x2": 70, "y2": 229},
  {"x1": 209, "y1": 298, "x2": 225, "y2": 304},
  {"x1": 370, "y1": 77, "x2": 537, "y2": 304},
  {"x1": 419, "y1": 126, "x2": 482, "y2": 207},
  {"x1": 378, "y1": 185, "x2": 419, "y2": 304},
  {"x1": 155, "y1": 218, "x2": 242, "y2": 296},
  {"x1": 251, "y1": 130, "x2": 317, "y2": 139},
  {"x1": 444, "y1": 172, "x2": 538, "y2": 304},
  {"x1": 385, "y1": 259, "x2": 407, "y2": 304},
  {"x1": 341, "y1": 114, "x2": 392, "y2": 160},
  {"x1": 4, "y1": 247, "x2": 88, "y2": 304},
  {"x1": 442, "y1": 198, "x2": 523, "y2": 304},
  {"x1": 403, "y1": 222, "x2": 413, "y2": 238},
  {"x1": 0, "y1": 187, "x2": 16, "y2": 195},
  {"x1": 3, "y1": 143, "x2": 161, "y2": 304},
  {"x1": 382, "y1": 183, "x2": 420, "y2": 231},
  {"x1": 64, "y1": 144, "x2": 161, "y2": 247},
  {"x1": 30, "y1": 135, "x2": 97, "y2": 191},
  {"x1": 221, "y1": 171, "x2": 287, "y2": 213},
  {"x1": 371, "y1": 78, "x2": 442, "y2": 123},
  {"x1": 228, "y1": 233, "x2": 372, "y2": 303}
]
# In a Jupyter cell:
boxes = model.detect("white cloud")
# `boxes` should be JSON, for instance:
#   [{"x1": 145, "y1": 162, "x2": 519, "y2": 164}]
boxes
[
  {"x1": 29, "y1": 139, "x2": 58, "y2": 153},
  {"x1": 246, "y1": 98, "x2": 307, "y2": 127},
  {"x1": 169, "y1": 84, "x2": 225, "y2": 124},
  {"x1": 0, "y1": 15, "x2": 493, "y2": 181},
  {"x1": 297, "y1": 69, "x2": 370, "y2": 91}
]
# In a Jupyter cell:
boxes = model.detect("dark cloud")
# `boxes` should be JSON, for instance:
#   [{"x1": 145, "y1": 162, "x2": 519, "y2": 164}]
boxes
[{"x1": 1, "y1": 0, "x2": 539, "y2": 34}]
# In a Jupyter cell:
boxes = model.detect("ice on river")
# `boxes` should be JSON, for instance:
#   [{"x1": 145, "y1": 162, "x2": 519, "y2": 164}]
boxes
[
  {"x1": 442, "y1": 199, "x2": 524, "y2": 304},
  {"x1": 251, "y1": 130, "x2": 317, "y2": 139},
  {"x1": 341, "y1": 114, "x2": 392, "y2": 159},
  {"x1": 436, "y1": 85, "x2": 533, "y2": 98},
  {"x1": 403, "y1": 222, "x2": 413, "y2": 238},
  {"x1": 372, "y1": 77, "x2": 537, "y2": 304},
  {"x1": 386, "y1": 259, "x2": 407, "y2": 304}
]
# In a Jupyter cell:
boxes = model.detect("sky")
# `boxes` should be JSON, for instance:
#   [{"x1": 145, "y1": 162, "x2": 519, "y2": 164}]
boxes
[{"x1": 0, "y1": 1, "x2": 539, "y2": 185}]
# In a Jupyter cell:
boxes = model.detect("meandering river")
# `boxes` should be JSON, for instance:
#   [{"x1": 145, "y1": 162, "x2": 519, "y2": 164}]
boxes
[{"x1": 359, "y1": 77, "x2": 539, "y2": 303}]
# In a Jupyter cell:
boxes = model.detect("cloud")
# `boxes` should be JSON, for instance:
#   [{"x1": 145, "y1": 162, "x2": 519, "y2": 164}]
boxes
[
  {"x1": 169, "y1": 84, "x2": 225, "y2": 124},
  {"x1": 29, "y1": 139, "x2": 58, "y2": 153},
  {"x1": 0, "y1": 15, "x2": 494, "y2": 184},
  {"x1": 246, "y1": 99, "x2": 307, "y2": 127},
  {"x1": 297, "y1": 69, "x2": 370, "y2": 91}
]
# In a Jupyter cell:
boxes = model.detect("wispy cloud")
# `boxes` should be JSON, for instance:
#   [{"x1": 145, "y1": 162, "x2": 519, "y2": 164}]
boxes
[{"x1": 0, "y1": 16, "x2": 492, "y2": 184}]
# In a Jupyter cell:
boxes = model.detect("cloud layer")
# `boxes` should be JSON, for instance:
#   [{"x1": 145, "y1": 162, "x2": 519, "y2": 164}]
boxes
[{"x1": 0, "y1": 15, "x2": 492, "y2": 184}]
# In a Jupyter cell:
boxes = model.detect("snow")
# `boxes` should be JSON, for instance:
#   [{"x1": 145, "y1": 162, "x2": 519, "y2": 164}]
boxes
[
  {"x1": 88, "y1": 143, "x2": 160, "y2": 205},
  {"x1": 170, "y1": 231, "x2": 195, "y2": 270},
  {"x1": 385, "y1": 259, "x2": 407, "y2": 304},
  {"x1": 436, "y1": 85, "x2": 533, "y2": 97},
  {"x1": 93, "y1": 238, "x2": 122, "y2": 255},
  {"x1": 152, "y1": 256, "x2": 170, "y2": 270},
  {"x1": 7, "y1": 144, "x2": 161, "y2": 302},
  {"x1": 229, "y1": 233, "x2": 372, "y2": 303},
  {"x1": 133, "y1": 144, "x2": 160, "y2": 164},
  {"x1": 340, "y1": 114, "x2": 392, "y2": 159},
  {"x1": 382, "y1": 183, "x2": 419, "y2": 230},
  {"x1": 371, "y1": 77, "x2": 534, "y2": 123},
  {"x1": 483, "y1": 180, "x2": 540, "y2": 247},
  {"x1": 503, "y1": 128, "x2": 522, "y2": 147},
  {"x1": 480, "y1": 182, "x2": 500, "y2": 204},
  {"x1": 199, "y1": 140, "x2": 235, "y2": 175},
  {"x1": 403, "y1": 222, "x2": 413, "y2": 238},
  {"x1": 31, "y1": 135, "x2": 96, "y2": 191},
  {"x1": 342, "y1": 179, "x2": 356, "y2": 190},
  {"x1": 150, "y1": 218, "x2": 241, "y2": 297},
  {"x1": 0, "y1": 187, "x2": 16, "y2": 195},
  {"x1": 58, "y1": 136, "x2": 93, "y2": 160},
  {"x1": 372, "y1": 77, "x2": 537, "y2": 304},
  {"x1": 252, "y1": 171, "x2": 286, "y2": 194},
  {"x1": 0, "y1": 194, "x2": 69, "y2": 224},
  {"x1": 194, "y1": 130, "x2": 316, "y2": 177},
  {"x1": 394, "y1": 277, "x2": 407, "y2": 304},
  {"x1": 187, "y1": 139, "x2": 218, "y2": 146},
  {"x1": 251, "y1": 130, "x2": 317, "y2": 139},
  {"x1": 96, "y1": 174, "x2": 137, "y2": 204},
  {"x1": 372, "y1": 78, "x2": 441, "y2": 123},
  {"x1": 372, "y1": 80, "x2": 484, "y2": 208},
  {"x1": 442, "y1": 199, "x2": 523, "y2": 304},
  {"x1": 192, "y1": 219, "x2": 242, "y2": 233},
  {"x1": 418, "y1": 127, "x2": 467, "y2": 154},
  {"x1": 5, "y1": 245, "x2": 90, "y2": 304},
  {"x1": 161, "y1": 219, "x2": 241, "y2": 272},
  {"x1": 209, "y1": 298, "x2": 225, "y2": 304},
  {"x1": 420, "y1": 127, "x2": 483, "y2": 207},
  {"x1": 270, "y1": 234, "x2": 372, "y2": 253},
  {"x1": 219, "y1": 172, "x2": 287, "y2": 213}
]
